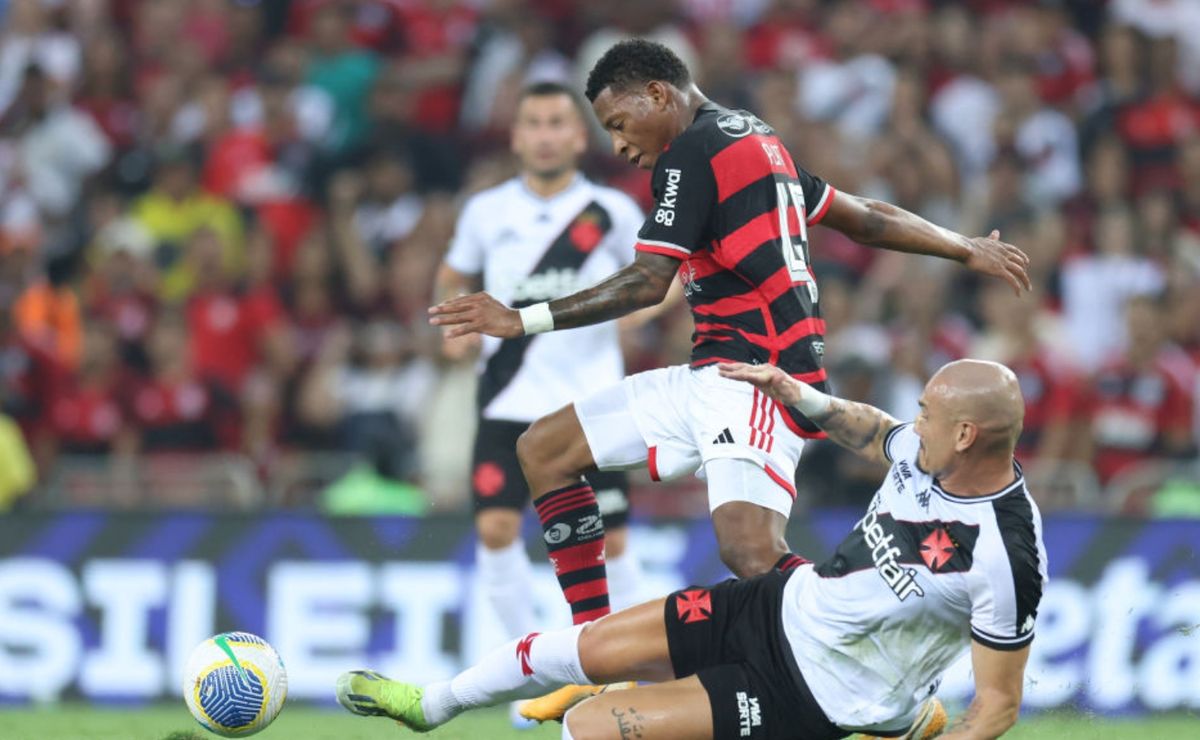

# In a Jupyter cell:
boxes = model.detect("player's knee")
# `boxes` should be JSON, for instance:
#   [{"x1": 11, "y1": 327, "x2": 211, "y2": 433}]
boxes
[
  {"x1": 575, "y1": 619, "x2": 632, "y2": 685},
  {"x1": 518, "y1": 416, "x2": 587, "y2": 482},
  {"x1": 516, "y1": 420, "x2": 553, "y2": 472},
  {"x1": 475, "y1": 511, "x2": 520, "y2": 550},
  {"x1": 574, "y1": 621, "x2": 605, "y2": 682},
  {"x1": 719, "y1": 539, "x2": 784, "y2": 578},
  {"x1": 563, "y1": 701, "x2": 609, "y2": 740}
]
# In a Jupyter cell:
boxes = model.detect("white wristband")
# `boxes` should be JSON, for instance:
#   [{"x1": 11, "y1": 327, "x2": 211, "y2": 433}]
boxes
[
  {"x1": 792, "y1": 383, "x2": 833, "y2": 417},
  {"x1": 519, "y1": 302, "x2": 555, "y2": 335}
]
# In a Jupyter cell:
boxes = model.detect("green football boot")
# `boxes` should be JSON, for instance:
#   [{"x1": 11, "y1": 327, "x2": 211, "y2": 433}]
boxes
[{"x1": 336, "y1": 669, "x2": 436, "y2": 732}]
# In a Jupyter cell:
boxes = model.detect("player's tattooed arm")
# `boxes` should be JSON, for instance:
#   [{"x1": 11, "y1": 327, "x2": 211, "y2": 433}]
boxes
[
  {"x1": 805, "y1": 397, "x2": 899, "y2": 466},
  {"x1": 939, "y1": 701, "x2": 981, "y2": 738},
  {"x1": 547, "y1": 251, "x2": 679, "y2": 330},
  {"x1": 820, "y1": 192, "x2": 1033, "y2": 296},
  {"x1": 940, "y1": 642, "x2": 1029, "y2": 739},
  {"x1": 717, "y1": 362, "x2": 898, "y2": 466},
  {"x1": 429, "y1": 252, "x2": 678, "y2": 338}
]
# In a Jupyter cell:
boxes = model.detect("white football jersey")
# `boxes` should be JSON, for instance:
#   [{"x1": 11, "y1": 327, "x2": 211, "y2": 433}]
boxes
[
  {"x1": 445, "y1": 175, "x2": 642, "y2": 422},
  {"x1": 782, "y1": 423, "x2": 1048, "y2": 732}
]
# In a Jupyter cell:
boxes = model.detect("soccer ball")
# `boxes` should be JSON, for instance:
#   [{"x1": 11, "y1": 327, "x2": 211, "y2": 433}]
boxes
[{"x1": 182, "y1": 631, "x2": 288, "y2": 737}]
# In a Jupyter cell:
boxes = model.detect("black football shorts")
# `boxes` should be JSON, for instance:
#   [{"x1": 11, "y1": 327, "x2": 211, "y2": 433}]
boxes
[
  {"x1": 664, "y1": 568, "x2": 849, "y2": 740},
  {"x1": 471, "y1": 418, "x2": 630, "y2": 528}
]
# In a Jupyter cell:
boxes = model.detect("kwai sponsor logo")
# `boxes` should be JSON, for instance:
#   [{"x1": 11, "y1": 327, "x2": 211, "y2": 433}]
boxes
[{"x1": 655, "y1": 169, "x2": 682, "y2": 226}]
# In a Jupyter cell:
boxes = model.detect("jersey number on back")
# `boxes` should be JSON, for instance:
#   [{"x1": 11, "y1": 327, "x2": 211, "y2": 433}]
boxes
[{"x1": 774, "y1": 181, "x2": 818, "y2": 303}]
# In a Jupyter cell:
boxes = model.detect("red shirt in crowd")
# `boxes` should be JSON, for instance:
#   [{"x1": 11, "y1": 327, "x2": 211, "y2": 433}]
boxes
[
  {"x1": 203, "y1": 128, "x2": 275, "y2": 199},
  {"x1": 1086, "y1": 349, "x2": 1195, "y2": 482},
  {"x1": 1010, "y1": 351, "x2": 1081, "y2": 462},
  {"x1": 743, "y1": 19, "x2": 828, "y2": 71},
  {"x1": 1119, "y1": 92, "x2": 1200, "y2": 153},
  {"x1": 0, "y1": 332, "x2": 62, "y2": 437},
  {"x1": 1118, "y1": 90, "x2": 1200, "y2": 191},
  {"x1": 187, "y1": 288, "x2": 285, "y2": 392},
  {"x1": 1033, "y1": 28, "x2": 1094, "y2": 105},
  {"x1": 77, "y1": 97, "x2": 141, "y2": 151},
  {"x1": 394, "y1": 1, "x2": 478, "y2": 131},
  {"x1": 48, "y1": 381, "x2": 127, "y2": 454},
  {"x1": 128, "y1": 376, "x2": 223, "y2": 451},
  {"x1": 86, "y1": 287, "x2": 157, "y2": 349},
  {"x1": 202, "y1": 128, "x2": 319, "y2": 274}
]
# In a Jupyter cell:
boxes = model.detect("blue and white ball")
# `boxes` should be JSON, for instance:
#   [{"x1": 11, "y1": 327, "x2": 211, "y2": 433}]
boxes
[{"x1": 183, "y1": 632, "x2": 287, "y2": 737}]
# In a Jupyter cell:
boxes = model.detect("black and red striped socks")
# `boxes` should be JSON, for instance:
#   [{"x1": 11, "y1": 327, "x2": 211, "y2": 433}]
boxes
[{"x1": 534, "y1": 483, "x2": 610, "y2": 625}]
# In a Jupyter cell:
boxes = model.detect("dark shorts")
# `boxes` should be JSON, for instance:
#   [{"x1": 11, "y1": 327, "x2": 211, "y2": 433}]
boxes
[
  {"x1": 664, "y1": 569, "x2": 848, "y2": 740},
  {"x1": 471, "y1": 419, "x2": 630, "y2": 528}
]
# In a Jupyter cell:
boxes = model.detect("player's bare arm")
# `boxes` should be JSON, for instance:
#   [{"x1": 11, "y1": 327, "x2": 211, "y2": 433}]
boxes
[
  {"x1": 548, "y1": 250, "x2": 678, "y2": 330},
  {"x1": 433, "y1": 263, "x2": 483, "y2": 359},
  {"x1": 434, "y1": 263, "x2": 482, "y2": 303},
  {"x1": 940, "y1": 642, "x2": 1030, "y2": 739},
  {"x1": 428, "y1": 251, "x2": 678, "y2": 338},
  {"x1": 717, "y1": 362, "x2": 898, "y2": 467},
  {"x1": 821, "y1": 192, "x2": 1033, "y2": 296},
  {"x1": 618, "y1": 276, "x2": 685, "y2": 331}
]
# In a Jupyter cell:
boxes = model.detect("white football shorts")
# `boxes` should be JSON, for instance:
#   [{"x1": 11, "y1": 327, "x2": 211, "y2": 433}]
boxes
[{"x1": 574, "y1": 364, "x2": 806, "y2": 517}]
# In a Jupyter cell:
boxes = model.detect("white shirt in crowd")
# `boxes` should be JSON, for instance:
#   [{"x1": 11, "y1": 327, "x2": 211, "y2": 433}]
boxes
[{"x1": 1061, "y1": 254, "x2": 1165, "y2": 371}]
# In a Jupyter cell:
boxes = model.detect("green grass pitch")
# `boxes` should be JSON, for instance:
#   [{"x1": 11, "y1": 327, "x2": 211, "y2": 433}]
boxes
[{"x1": 3, "y1": 705, "x2": 1197, "y2": 740}]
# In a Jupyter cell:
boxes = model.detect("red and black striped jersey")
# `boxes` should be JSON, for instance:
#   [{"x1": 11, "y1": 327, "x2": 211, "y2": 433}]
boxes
[{"x1": 636, "y1": 103, "x2": 836, "y2": 436}]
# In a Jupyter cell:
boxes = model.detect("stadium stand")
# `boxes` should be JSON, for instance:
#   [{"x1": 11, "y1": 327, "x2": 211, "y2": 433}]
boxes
[{"x1": 0, "y1": 0, "x2": 1197, "y2": 515}]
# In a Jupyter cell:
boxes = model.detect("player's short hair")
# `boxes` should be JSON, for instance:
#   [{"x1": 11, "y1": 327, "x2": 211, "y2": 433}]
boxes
[
  {"x1": 516, "y1": 80, "x2": 588, "y2": 120},
  {"x1": 584, "y1": 39, "x2": 691, "y2": 102}
]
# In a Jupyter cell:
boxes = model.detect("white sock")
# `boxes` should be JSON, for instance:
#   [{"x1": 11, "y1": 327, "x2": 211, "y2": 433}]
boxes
[
  {"x1": 421, "y1": 625, "x2": 590, "y2": 726},
  {"x1": 476, "y1": 540, "x2": 537, "y2": 638},
  {"x1": 605, "y1": 549, "x2": 646, "y2": 611}
]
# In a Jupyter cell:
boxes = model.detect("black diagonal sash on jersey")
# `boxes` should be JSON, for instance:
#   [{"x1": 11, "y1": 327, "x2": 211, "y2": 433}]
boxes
[
  {"x1": 816, "y1": 514, "x2": 981, "y2": 579},
  {"x1": 477, "y1": 201, "x2": 614, "y2": 411}
]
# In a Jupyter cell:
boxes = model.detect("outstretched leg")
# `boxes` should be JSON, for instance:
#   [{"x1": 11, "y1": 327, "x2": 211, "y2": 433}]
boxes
[{"x1": 336, "y1": 599, "x2": 672, "y2": 731}]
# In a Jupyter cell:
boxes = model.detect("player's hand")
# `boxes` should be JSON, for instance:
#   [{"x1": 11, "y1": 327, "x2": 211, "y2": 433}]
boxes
[
  {"x1": 429, "y1": 292, "x2": 524, "y2": 339},
  {"x1": 964, "y1": 230, "x2": 1032, "y2": 295},
  {"x1": 717, "y1": 362, "x2": 805, "y2": 406}
]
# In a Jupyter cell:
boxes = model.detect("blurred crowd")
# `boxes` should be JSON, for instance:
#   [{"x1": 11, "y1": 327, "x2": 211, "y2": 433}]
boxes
[{"x1": 1, "y1": 0, "x2": 1198, "y2": 515}]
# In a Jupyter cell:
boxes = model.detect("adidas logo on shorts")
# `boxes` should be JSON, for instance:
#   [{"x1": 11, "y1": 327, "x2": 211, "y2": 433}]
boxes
[{"x1": 712, "y1": 428, "x2": 734, "y2": 445}]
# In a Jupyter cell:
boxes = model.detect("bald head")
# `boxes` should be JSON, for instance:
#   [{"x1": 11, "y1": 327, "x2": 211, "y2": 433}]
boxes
[{"x1": 926, "y1": 360, "x2": 1025, "y2": 455}]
